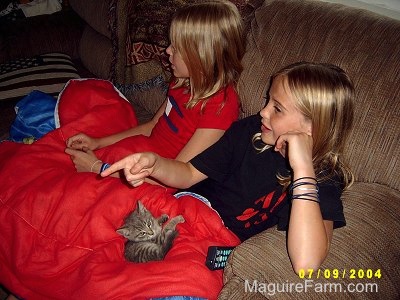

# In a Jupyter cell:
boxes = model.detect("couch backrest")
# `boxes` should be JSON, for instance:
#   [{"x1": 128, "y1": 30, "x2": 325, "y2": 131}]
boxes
[
  {"x1": 238, "y1": 0, "x2": 400, "y2": 189},
  {"x1": 69, "y1": 0, "x2": 133, "y2": 82}
]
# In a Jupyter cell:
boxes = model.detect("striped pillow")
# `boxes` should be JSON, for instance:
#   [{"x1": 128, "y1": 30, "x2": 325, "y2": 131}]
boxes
[{"x1": 0, "y1": 52, "x2": 80, "y2": 102}]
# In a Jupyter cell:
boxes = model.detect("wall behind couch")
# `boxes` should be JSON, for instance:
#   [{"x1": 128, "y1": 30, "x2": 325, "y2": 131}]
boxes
[{"x1": 319, "y1": 0, "x2": 400, "y2": 20}]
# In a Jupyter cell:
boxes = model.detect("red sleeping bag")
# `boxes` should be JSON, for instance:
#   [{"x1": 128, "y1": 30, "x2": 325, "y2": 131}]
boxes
[{"x1": 0, "y1": 79, "x2": 240, "y2": 299}]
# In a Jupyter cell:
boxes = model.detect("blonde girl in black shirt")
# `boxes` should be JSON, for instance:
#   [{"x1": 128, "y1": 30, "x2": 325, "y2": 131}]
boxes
[{"x1": 102, "y1": 61, "x2": 355, "y2": 274}]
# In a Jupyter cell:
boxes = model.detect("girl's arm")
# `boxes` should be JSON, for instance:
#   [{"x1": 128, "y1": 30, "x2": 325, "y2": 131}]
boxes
[
  {"x1": 174, "y1": 86, "x2": 239, "y2": 162},
  {"x1": 95, "y1": 100, "x2": 167, "y2": 148},
  {"x1": 97, "y1": 124, "x2": 224, "y2": 185},
  {"x1": 67, "y1": 100, "x2": 167, "y2": 150},
  {"x1": 175, "y1": 128, "x2": 225, "y2": 162},
  {"x1": 275, "y1": 132, "x2": 332, "y2": 273},
  {"x1": 101, "y1": 152, "x2": 207, "y2": 188},
  {"x1": 65, "y1": 101, "x2": 168, "y2": 173},
  {"x1": 287, "y1": 172, "x2": 333, "y2": 274}
]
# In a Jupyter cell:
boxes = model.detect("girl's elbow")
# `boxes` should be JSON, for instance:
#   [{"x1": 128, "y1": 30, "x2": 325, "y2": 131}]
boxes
[
  {"x1": 289, "y1": 235, "x2": 332, "y2": 275},
  {"x1": 292, "y1": 260, "x2": 324, "y2": 275},
  {"x1": 290, "y1": 249, "x2": 329, "y2": 275}
]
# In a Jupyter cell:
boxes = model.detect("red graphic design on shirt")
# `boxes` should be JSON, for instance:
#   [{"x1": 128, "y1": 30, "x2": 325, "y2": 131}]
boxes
[{"x1": 236, "y1": 191, "x2": 287, "y2": 228}]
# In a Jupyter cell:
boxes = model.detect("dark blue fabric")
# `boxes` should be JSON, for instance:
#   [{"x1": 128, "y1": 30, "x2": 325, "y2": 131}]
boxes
[{"x1": 9, "y1": 90, "x2": 56, "y2": 142}]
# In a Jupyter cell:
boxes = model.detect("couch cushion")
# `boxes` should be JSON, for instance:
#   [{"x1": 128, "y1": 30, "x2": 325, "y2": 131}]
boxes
[
  {"x1": 77, "y1": 26, "x2": 113, "y2": 80},
  {"x1": 0, "y1": 52, "x2": 80, "y2": 102},
  {"x1": 222, "y1": 182, "x2": 400, "y2": 299}
]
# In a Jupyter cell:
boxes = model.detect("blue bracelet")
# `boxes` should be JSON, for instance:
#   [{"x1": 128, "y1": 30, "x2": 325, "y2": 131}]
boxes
[{"x1": 99, "y1": 163, "x2": 111, "y2": 173}]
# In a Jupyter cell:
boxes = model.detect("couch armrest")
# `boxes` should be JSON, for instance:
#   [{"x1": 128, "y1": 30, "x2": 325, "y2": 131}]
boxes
[{"x1": 220, "y1": 182, "x2": 400, "y2": 299}]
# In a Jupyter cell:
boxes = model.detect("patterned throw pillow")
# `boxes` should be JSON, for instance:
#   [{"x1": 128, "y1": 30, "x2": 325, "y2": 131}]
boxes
[{"x1": 0, "y1": 52, "x2": 80, "y2": 102}]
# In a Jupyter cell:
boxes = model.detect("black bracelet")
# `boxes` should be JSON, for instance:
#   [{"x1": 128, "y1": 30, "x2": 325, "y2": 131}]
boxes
[
  {"x1": 290, "y1": 177, "x2": 320, "y2": 203},
  {"x1": 292, "y1": 196, "x2": 320, "y2": 204},
  {"x1": 292, "y1": 176, "x2": 317, "y2": 184},
  {"x1": 289, "y1": 181, "x2": 319, "y2": 193}
]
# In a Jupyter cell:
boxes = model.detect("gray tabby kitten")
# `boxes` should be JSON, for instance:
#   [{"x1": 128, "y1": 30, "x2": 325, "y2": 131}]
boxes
[{"x1": 116, "y1": 201, "x2": 185, "y2": 263}]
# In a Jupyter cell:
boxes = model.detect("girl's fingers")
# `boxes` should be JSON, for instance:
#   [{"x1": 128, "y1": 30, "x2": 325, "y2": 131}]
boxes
[
  {"x1": 100, "y1": 160, "x2": 126, "y2": 177},
  {"x1": 82, "y1": 148, "x2": 96, "y2": 157},
  {"x1": 66, "y1": 136, "x2": 80, "y2": 147},
  {"x1": 100, "y1": 154, "x2": 155, "y2": 187},
  {"x1": 67, "y1": 134, "x2": 91, "y2": 150},
  {"x1": 274, "y1": 136, "x2": 288, "y2": 157},
  {"x1": 65, "y1": 147, "x2": 78, "y2": 156},
  {"x1": 124, "y1": 169, "x2": 150, "y2": 186},
  {"x1": 101, "y1": 155, "x2": 142, "y2": 177}
]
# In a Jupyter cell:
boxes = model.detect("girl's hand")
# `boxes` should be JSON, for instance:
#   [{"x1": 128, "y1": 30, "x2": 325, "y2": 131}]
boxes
[
  {"x1": 65, "y1": 147, "x2": 100, "y2": 173},
  {"x1": 101, "y1": 152, "x2": 158, "y2": 187},
  {"x1": 66, "y1": 133, "x2": 99, "y2": 150},
  {"x1": 274, "y1": 131, "x2": 314, "y2": 174}
]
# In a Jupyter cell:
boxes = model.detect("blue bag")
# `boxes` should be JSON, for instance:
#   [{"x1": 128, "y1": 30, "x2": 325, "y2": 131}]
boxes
[{"x1": 9, "y1": 90, "x2": 56, "y2": 142}]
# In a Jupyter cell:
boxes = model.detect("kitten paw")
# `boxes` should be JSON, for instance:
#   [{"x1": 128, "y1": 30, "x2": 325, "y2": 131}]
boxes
[
  {"x1": 175, "y1": 215, "x2": 185, "y2": 223},
  {"x1": 158, "y1": 214, "x2": 169, "y2": 224}
]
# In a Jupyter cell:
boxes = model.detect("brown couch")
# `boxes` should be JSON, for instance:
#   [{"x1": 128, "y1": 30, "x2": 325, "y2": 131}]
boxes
[{"x1": 72, "y1": 0, "x2": 400, "y2": 298}]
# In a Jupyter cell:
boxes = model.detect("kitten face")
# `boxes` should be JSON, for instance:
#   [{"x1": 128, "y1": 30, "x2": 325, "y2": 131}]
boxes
[
  {"x1": 117, "y1": 201, "x2": 162, "y2": 242},
  {"x1": 132, "y1": 216, "x2": 162, "y2": 242},
  {"x1": 117, "y1": 201, "x2": 185, "y2": 263}
]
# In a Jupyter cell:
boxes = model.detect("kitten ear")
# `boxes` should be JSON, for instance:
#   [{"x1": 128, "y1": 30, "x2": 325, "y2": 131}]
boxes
[
  {"x1": 116, "y1": 227, "x2": 130, "y2": 238},
  {"x1": 136, "y1": 200, "x2": 142, "y2": 210},
  {"x1": 137, "y1": 200, "x2": 146, "y2": 213}
]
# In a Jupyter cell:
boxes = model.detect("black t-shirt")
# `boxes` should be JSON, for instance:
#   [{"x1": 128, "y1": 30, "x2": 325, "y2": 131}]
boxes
[{"x1": 187, "y1": 114, "x2": 346, "y2": 241}]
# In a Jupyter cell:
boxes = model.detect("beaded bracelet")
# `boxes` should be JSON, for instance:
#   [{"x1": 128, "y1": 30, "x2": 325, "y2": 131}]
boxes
[
  {"x1": 90, "y1": 160, "x2": 102, "y2": 172},
  {"x1": 99, "y1": 162, "x2": 111, "y2": 173}
]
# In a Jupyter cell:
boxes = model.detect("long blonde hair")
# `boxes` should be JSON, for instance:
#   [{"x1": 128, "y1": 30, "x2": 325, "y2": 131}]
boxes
[
  {"x1": 254, "y1": 62, "x2": 355, "y2": 189},
  {"x1": 169, "y1": 0, "x2": 245, "y2": 109}
]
